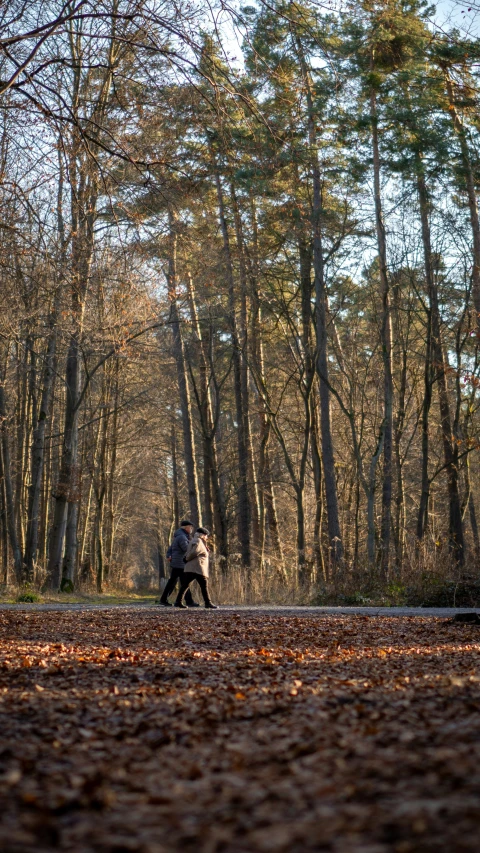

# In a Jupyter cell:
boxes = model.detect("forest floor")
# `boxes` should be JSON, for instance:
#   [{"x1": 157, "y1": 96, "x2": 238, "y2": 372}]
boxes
[{"x1": 1, "y1": 609, "x2": 480, "y2": 852}]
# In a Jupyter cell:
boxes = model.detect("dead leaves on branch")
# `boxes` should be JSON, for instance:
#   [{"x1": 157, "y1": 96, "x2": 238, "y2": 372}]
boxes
[{"x1": 0, "y1": 611, "x2": 480, "y2": 852}]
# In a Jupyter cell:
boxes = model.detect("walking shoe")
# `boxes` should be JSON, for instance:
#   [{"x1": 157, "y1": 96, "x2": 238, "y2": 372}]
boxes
[
  {"x1": 158, "y1": 600, "x2": 172, "y2": 607},
  {"x1": 187, "y1": 601, "x2": 201, "y2": 608},
  {"x1": 174, "y1": 602, "x2": 188, "y2": 609},
  {"x1": 205, "y1": 603, "x2": 218, "y2": 609}
]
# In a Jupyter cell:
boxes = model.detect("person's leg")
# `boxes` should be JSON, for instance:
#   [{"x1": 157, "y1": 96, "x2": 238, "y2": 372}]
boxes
[
  {"x1": 174, "y1": 572, "x2": 193, "y2": 607},
  {"x1": 184, "y1": 580, "x2": 197, "y2": 607},
  {"x1": 196, "y1": 575, "x2": 217, "y2": 608},
  {"x1": 160, "y1": 567, "x2": 182, "y2": 604}
]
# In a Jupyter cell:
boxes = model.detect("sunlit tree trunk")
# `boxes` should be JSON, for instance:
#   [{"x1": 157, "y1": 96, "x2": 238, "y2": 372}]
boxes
[
  {"x1": 370, "y1": 80, "x2": 393, "y2": 576},
  {"x1": 230, "y1": 183, "x2": 261, "y2": 552},
  {"x1": 295, "y1": 36, "x2": 343, "y2": 567},
  {"x1": 416, "y1": 162, "x2": 465, "y2": 564},
  {"x1": 0, "y1": 381, "x2": 23, "y2": 581},
  {"x1": 167, "y1": 209, "x2": 201, "y2": 527},
  {"x1": 24, "y1": 299, "x2": 58, "y2": 580},
  {"x1": 212, "y1": 161, "x2": 251, "y2": 569}
]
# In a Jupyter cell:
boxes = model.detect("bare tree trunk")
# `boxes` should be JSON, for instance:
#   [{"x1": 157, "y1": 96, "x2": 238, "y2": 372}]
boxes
[
  {"x1": 79, "y1": 409, "x2": 101, "y2": 573},
  {"x1": 0, "y1": 442, "x2": 9, "y2": 584},
  {"x1": 62, "y1": 501, "x2": 79, "y2": 588},
  {"x1": 394, "y1": 348, "x2": 407, "y2": 569},
  {"x1": 462, "y1": 449, "x2": 480, "y2": 561},
  {"x1": 367, "y1": 423, "x2": 385, "y2": 565},
  {"x1": 311, "y1": 390, "x2": 325, "y2": 581},
  {"x1": 94, "y1": 404, "x2": 108, "y2": 594},
  {"x1": 295, "y1": 483, "x2": 306, "y2": 583},
  {"x1": 249, "y1": 200, "x2": 280, "y2": 564},
  {"x1": 259, "y1": 417, "x2": 281, "y2": 558},
  {"x1": 47, "y1": 30, "x2": 116, "y2": 590},
  {"x1": 185, "y1": 274, "x2": 214, "y2": 533},
  {"x1": 167, "y1": 209, "x2": 201, "y2": 527},
  {"x1": 212, "y1": 161, "x2": 251, "y2": 569},
  {"x1": 370, "y1": 82, "x2": 393, "y2": 577},
  {"x1": 38, "y1": 412, "x2": 53, "y2": 572},
  {"x1": 47, "y1": 332, "x2": 81, "y2": 590},
  {"x1": 25, "y1": 302, "x2": 58, "y2": 579},
  {"x1": 417, "y1": 307, "x2": 433, "y2": 542},
  {"x1": 185, "y1": 274, "x2": 228, "y2": 560},
  {"x1": 416, "y1": 164, "x2": 465, "y2": 564},
  {"x1": 230, "y1": 183, "x2": 261, "y2": 551},
  {"x1": 171, "y1": 424, "x2": 180, "y2": 531},
  {"x1": 353, "y1": 476, "x2": 361, "y2": 569},
  {"x1": 14, "y1": 340, "x2": 28, "y2": 557},
  {"x1": 295, "y1": 37, "x2": 343, "y2": 567},
  {"x1": 95, "y1": 494, "x2": 105, "y2": 593},
  {"x1": 468, "y1": 491, "x2": 480, "y2": 565},
  {"x1": 105, "y1": 363, "x2": 119, "y2": 578},
  {"x1": 0, "y1": 382, "x2": 23, "y2": 581}
]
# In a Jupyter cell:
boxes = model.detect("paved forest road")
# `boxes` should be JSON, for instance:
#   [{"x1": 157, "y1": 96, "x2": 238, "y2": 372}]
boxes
[{"x1": 0, "y1": 602, "x2": 479, "y2": 616}]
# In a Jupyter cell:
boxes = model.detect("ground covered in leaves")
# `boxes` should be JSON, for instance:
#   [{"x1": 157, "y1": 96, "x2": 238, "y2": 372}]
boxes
[{"x1": 1, "y1": 610, "x2": 480, "y2": 853}]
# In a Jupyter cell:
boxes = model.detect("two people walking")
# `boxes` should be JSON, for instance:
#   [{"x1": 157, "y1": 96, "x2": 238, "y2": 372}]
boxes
[{"x1": 160, "y1": 520, "x2": 217, "y2": 609}]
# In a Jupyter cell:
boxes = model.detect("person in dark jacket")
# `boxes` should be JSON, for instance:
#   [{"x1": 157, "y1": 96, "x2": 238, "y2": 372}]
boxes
[{"x1": 159, "y1": 521, "x2": 198, "y2": 607}]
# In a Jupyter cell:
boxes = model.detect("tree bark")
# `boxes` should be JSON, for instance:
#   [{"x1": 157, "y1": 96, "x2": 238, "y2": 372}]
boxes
[
  {"x1": 249, "y1": 199, "x2": 281, "y2": 565},
  {"x1": 167, "y1": 209, "x2": 201, "y2": 527},
  {"x1": 0, "y1": 382, "x2": 24, "y2": 581},
  {"x1": 105, "y1": 363, "x2": 119, "y2": 578},
  {"x1": 416, "y1": 163, "x2": 465, "y2": 564},
  {"x1": 47, "y1": 333, "x2": 81, "y2": 590},
  {"x1": 367, "y1": 421, "x2": 385, "y2": 566},
  {"x1": 370, "y1": 81, "x2": 393, "y2": 576},
  {"x1": 311, "y1": 390, "x2": 325, "y2": 581},
  {"x1": 230, "y1": 183, "x2": 261, "y2": 551},
  {"x1": 212, "y1": 160, "x2": 251, "y2": 568},
  {"x1": 186, "y1": 275, "x2": 214, "y2": 532},
  {"x1": 171, "y1": 424, "x2": 180, "y2": 531},
  {"x1": 0, "y1": 440, "x2": 10, "y2": 584},
  {"x1": 185, "y1": 273, "x2": 228, "y2": 560},
  {"x1": 295, "y1": 36, "x2": 343, "y2": 567},
  {"x1": 24, "y1": 301, "x2": 58, "y2": 580}
]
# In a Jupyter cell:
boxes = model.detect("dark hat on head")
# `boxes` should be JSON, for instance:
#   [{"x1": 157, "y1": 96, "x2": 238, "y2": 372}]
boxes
[
  {"x1": 180, "y1": 519, "x2": 193, "y2": 527},
  {"x1": 196, "y1": 527, "x2": 210, "y2": 535}
]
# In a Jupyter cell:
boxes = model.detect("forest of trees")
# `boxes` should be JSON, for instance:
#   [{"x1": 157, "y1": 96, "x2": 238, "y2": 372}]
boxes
[{"x1": 1, "y1": 0, "x2": 480, "y2": 598}]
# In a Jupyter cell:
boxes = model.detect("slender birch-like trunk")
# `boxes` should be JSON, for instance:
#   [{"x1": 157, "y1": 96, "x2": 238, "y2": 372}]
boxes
[
  {"x1": 167, "y1": 209, "x2": 201, "y2": 527},
  {"x1": 24, "y1": 298, "x2": 58, "y2": 579},
  {"x1": 186, "y1": 273, "x2": 228, "y2": 559},
  {"x1": 295, "y1": 35, "x2": 343, "y2": 567},
  {"x1": 230, "y1": 184, "x2": 261, "y2": 550},
  {"x1": 0, "y1": 381, "x2": 23, "y2": 580},
  {"x1": 212, "y1": 159, "x2": 251, "y2": 568},
  {"x1": 370, "y1": 80, "x2": 394, "y2": 576},
  {"x1": 416, "y1": 163, "x2": 465, "y2": 564}
]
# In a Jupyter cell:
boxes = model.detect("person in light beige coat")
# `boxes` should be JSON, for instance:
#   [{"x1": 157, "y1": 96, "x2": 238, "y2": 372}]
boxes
[{"x1": 174, "y1": 528, "x2": 218, "y2": 609}]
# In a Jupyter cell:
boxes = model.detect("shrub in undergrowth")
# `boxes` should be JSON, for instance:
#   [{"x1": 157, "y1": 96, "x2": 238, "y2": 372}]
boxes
[
  {"x1": 409, "y1": 577, "x2": 480, "y2": 608},
  {"x1": 16, "y1": 592, "x2": 40, "y2": 603}
]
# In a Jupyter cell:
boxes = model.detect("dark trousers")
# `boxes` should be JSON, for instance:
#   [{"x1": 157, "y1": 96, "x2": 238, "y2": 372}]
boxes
[
  {"x1": 161, "y1": 566, "x2": 195, "y2": 606},
  {"x1": 175, "y1": 572, "x2": 211, "y2": 606}
]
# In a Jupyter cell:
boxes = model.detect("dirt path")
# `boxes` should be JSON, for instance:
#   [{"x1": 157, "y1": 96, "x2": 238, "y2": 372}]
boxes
[{"x1": 1, "y1": 609, "x2": 480, "y2": 852}]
